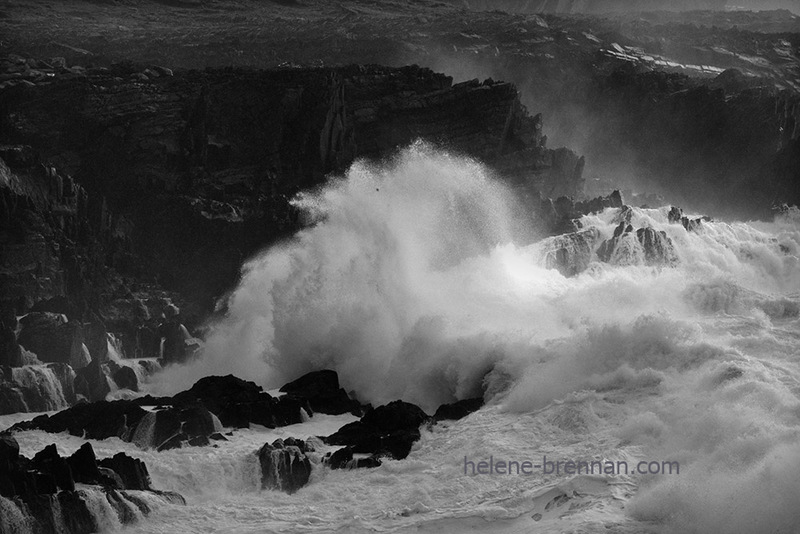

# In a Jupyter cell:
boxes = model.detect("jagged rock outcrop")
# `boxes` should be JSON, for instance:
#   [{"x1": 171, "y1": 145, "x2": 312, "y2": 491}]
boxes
[
  {"x1": 256, "y1": 438, "x2": 312, "y2": 494},
  {"x1": 540, "y1": 227, "x2": 601, "y2": 277},
  {"x1": 324, "y1": 400, "x2": 430, "y2": 460},
  {"x1": 538, "y1": 191, "x2": 624, "y2": 237},
  {"x1": 0, "y1": 435, "x2": 184, "y2": 534},
  {"x1": 667, "y1": 206, "x2": 712, "y2": 232},
  {"x1": 597, "y1": 222, "x2": 679, "y2": 267}
]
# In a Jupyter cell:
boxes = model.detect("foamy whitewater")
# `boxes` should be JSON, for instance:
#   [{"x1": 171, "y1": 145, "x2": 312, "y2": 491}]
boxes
[{"x1": 4, "y1": 144, "x2": 800, "y2": 533}]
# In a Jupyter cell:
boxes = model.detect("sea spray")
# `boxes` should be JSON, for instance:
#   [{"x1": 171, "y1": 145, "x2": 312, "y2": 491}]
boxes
[
  {"x1": 148, "y1": 144, "x2": 799, "y2": 411},
  {"x1": 136, "y1": 145, "x2": 800, "y2": 532}
]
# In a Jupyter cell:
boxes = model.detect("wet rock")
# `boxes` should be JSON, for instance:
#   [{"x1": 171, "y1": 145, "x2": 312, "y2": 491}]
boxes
[
  {"x1": 326, "y1": 446, "x2": 382, "y2": 469},
  {"x1": 112, "y1": 365, "x2": 138, "y2": 392},
  {"x1": 172, "y1": 374, "x2": 305, "y2": 429},
  {"x1": 0, "y1": 432, "x2": 20, "y2": 472},
  {"x1": 0, "y1": 437, "x2": 182, "y2": 533},
  {"x1": 325, "y1": 400, "x2": 430, "y2": 460},
  {"x1": 17, "y1": 312, "x2": 74, "y2": 364},
  {"x1": 12, "y1": 400, "x2": 148, "y2": 440},
  {"x1": 150, "y1": 403, "x2": 219, "y2": 451},
  {"x1": 172, "y1": 374, "x2": 263, "y2": 416},
  {"x1": 74, "y1": 359, "x2": 111, "y2": 401},
  {"x1": 99, "y1": 453, "x2": 152, "y2": 491},
  {"x1": 32, "y1": 444, "x2": 74, "y2": 492},
  {"x1": 84, "y1": 317, "x2": 109, "y2": 363},
  {"x1": 279, "y1": 369, "x2": 362, "y2": 416},
  {"x1": 256, "y1": 438, "x2": 312, "y2": 494},
  {"x1": 66, "y1": 443, "x2": 102, "y2": 485},
  {"x1": 637, "y1": 227, "x2": 679, "y2": 265},
  {"x1": 541, "y1": 227, "x2": 600, "y2": 277},
  {"x1": 0, "y1": 324, "x2": 22, "y2": 367},
  {"x1": 598, "y1": 223, "x2": 678, "y2": 267},
  {"x1": 573, "y1": 190, "x2": 624, "y2": 215},
  {"x1": 433, "y1": 397, "x2": 484, "y2": 422}
]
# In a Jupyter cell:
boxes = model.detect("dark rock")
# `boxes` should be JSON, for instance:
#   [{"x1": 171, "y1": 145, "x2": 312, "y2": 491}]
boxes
[
  {"x1": 187, "y1": 435, "x2": 210, "y2": 447},
  {"x1": 17, "y1": 312, "x2": 74, "y2": 364},
  {"x1": 325, "y1": 400, "x2": 430, "y2": 460},
  {"x1": 97, "y1": 466, "x2": 125, "y2": 489},
  {"x1": 142, "y1": 403, "x2": 219, "y2": 450},
  {"x1": 28, "y1": 297, "x2": 74, "y2": 318},
  {"x1": 326, "y1": 446, "x2": 354, "y2": 469},
  {"x1": 12, "y1": 400, "x2": 148, "y2": 440},
  {"x1": 573, "y1": 190, "x2": 624, "y2": 216},
  {"x1": 57, "y1": 491, "x2": 96, "y2": 533},
  {"x1": 542, "y1": 227, "x2": 600, "y2": 277},
  {"x1": 156, "y1": 433, "x2": 188, "y2": 452},
  {"x1": 66, "y1": 443, "x2": 102, "y2": 485},
  {"x1": 0, "y1": 324, "x2": 23, "y2": 367},
  {"x1": 0, "y1": 432, "x2": 20, "y2": 472},
  {"x1": 0, "y1": 62, "x2": 582, "y2": 337},
  {"x1": 256, "y1": 438, "x2": 312, "y2": 494},
  {"x1": 74, "y1": 359, "x2": 111, "y2": 401},
  {"x1": 598, "y1": 223, "x2": 678, "y2": 267},
  {"x1": 433, "y1": 397, "x2": 484, "y2": 421},
  {"x1": 47, "y1": 362, "x2": 78, "y2": 405},
  {"x1": 279, "y1": 369, "x2": 362, "y2": 416},
  {"x1": 0, "y1": 437, "x2": 178, "y2": 532},
  {"x1": 173, "y1": 374, "x2": 305, "y2": 429},
  {"x1": 105, "y1": 488, "x2": 138, "y2": 524},
  {"x1": 99, "y1": 453, "x2": 152, "y2": 490},
  {"x1": 32, "y1": 444, "x2": 74, "y2": 492},
  {"x1": 84, "y1": 317, "x2": 109, "y2": 363},
  {"x1": 361, "y1": 400, "x2": 429, "y2": 431},
  {"x1": 326, "y1": 446, "x2": 382, "y2": 470},
  {"x1": 112, "y1": 365, "x2": 138, "y2": 392},
  {"x1": 637, "y1": 227, "x2": 679, "y2": 266}
]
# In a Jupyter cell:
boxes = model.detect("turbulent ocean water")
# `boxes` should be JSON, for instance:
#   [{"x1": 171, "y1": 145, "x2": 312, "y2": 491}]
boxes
[{"x1": 3, "y1": 144, "x2": 800, "y2": 533}]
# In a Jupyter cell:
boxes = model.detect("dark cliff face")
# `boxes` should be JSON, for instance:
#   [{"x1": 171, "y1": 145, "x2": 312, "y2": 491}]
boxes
[
  {"x1": 579, "y1": 68, "x2": 800, "y2": 218},
  {"x1": 0, "y1": 62, "x2": 582, "y2": 330}
]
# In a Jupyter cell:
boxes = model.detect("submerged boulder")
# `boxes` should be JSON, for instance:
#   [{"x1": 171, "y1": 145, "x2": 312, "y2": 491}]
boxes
[{"x1": 256, "y1": 438, "x2": 312, "y2": 494}]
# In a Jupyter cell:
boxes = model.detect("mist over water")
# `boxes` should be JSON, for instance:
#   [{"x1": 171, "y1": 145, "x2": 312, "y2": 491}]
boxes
[{"x1": 144, "y1": 143, "x2": 800, "y2": 532}]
